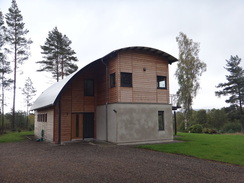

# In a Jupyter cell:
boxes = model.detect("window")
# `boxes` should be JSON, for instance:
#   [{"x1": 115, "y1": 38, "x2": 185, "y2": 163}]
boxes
[
  {"x1": 158, "y1": 111, "x2": 164, "y2": 131},
  {"x1": 37, "y1": 114, "x2": 47, "y2": 122},
  {"x1": 121, "y1": 72, "x2": 132, "y2": 87},
  {"x1": 84, "y1": 79, "x2": 94, "y2": 96},
  {"x1": 110, "y1": 73, "x2": 116, "y2": 88},
  {"x1": 157, "y1": 76, "x2": 167, "y2": 89}
]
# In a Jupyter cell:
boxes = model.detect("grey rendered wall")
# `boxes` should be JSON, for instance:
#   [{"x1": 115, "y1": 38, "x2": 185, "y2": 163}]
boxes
[
  {"x1": 34, "y1": 109, "x2": 54, "y2": 142},
  {"x1": 96, "y1": 103, "x2": 173, "y2": 144}
]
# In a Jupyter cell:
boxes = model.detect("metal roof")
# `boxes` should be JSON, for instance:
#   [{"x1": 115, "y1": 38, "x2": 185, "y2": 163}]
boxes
[{"x1": 30, "y1": 46, "x2": 178, "y2": 110}]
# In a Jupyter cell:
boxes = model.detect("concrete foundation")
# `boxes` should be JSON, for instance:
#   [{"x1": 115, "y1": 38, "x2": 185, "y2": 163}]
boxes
[{"x1": 96, "y1": 103, "x2": 173, "y2": 144}]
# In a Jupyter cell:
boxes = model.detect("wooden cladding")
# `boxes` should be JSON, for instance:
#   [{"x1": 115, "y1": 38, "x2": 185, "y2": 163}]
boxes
[{"x1": 52, "y1": 50, "x2": 170, "y2": 143}]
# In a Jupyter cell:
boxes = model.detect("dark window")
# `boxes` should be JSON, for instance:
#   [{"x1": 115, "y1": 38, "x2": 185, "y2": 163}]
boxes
[
  {"x1": 158, "y1": 111, "x2": 164, "y2": 131},
  {"x1": 157, "y1": 76, "x2": 167, "y2": 89},
  {"x1": 37, "y1": 114, "x2": 47, "y2": 122},
  {"x1": 121, "y1": 72, "x2": 132, "y2": 87},
  {"x1": 84, "y1": 79, "x2": 94, "y2": 96},
  {"x1": 110, "y1": 73, "x2": 116, "y2": 88}
]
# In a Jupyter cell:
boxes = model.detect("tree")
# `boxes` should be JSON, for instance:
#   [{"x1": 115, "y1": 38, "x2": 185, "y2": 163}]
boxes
[
  {"x1": 5, "y1": 0, "x2": 32, "y2": 131},
  {"x1": 22, "y1": 77, "x2": 36, "y2": 129},
  {"x1": 0, "y1": 11, "x2": 13, "y2": 134},
  {"x1": 175, "y1": 32, "x2": 207, "y2": 129},
  {"x1": 37, "y1": 27, "x2": 78, "y2": 82},
  {"x1": 216, "y1": 55, "x2": 244, "y2": 133}
]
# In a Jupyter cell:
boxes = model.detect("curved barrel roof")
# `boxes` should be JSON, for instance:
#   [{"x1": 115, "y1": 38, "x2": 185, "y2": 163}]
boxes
[{"x1": 30, "y1": 46, "x2": 178, "y2": 110}]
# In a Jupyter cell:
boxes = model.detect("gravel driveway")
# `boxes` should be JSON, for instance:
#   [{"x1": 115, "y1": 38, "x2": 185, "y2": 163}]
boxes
[{"x1": 0, "y1": 139, "x2": 244, "y2": 183}]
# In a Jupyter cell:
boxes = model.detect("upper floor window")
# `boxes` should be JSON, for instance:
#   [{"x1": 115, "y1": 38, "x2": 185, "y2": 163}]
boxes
[
  {"x1": 84, "y1": 79, "x2": 94, "y2": 96},
  {"x1": 157, "y1": 76, "x2": 167, "y2": 89},
  {"x1": 121, "y1": 72, "x2": 132, "y2": 87},
  {"x1": 110, "y1": 73, "x2": 116, "y2": 88}
]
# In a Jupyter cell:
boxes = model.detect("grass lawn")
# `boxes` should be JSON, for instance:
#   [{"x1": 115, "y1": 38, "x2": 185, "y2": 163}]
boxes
[
  {"x1": 0, "y1": 131, "x2": 34, "y2": 143},
  {"x1": 138, "y1": 133, "x2": 244, "y2": 166}
]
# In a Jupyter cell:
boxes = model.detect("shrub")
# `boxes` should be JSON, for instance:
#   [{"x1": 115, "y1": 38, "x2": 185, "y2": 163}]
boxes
[
  {"x1": 189, "y1": 124, "x2": 203, "y2": 133},
  {"x1": 221, "y1": 122, "x2": 241, "y2": 133},
  {"x1": 203, "y1": 128, "x2": 217, "y2": 134}
]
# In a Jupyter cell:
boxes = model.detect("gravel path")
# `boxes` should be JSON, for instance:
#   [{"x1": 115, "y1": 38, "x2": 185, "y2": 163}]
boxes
[{"x1": 0, "y1": 139, "x2": 244, "y2": 183}]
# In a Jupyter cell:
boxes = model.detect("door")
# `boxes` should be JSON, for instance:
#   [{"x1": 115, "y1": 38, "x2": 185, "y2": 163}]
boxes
[
  {"x1": 71, "y1": 113, "x2": 83, "y2": 139},
  {"x1": 83, "y1": 113, "x2": 94, "y2": 138}
]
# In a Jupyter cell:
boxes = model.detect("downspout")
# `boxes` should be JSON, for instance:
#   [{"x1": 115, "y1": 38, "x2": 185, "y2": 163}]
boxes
[
  {"x1": 101, "y1": 58, "x2": 108, "y2": 142},
  {"x1": 58, "y1": 100, "x2": 61, "y2": 144}
]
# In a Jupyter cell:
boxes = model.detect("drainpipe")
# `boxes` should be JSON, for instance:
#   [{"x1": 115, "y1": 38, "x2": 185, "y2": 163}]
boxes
[
  {"x1": 101, "y1": 58, "x2": 108, "y2": 142},
  {"x1": 58, "y1": 100, "x2": 61, "y2": 144}
]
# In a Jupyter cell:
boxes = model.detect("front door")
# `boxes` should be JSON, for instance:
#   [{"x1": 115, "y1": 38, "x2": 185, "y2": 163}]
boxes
[
  {"x1": 71, "y1": 113, "x2": 83, "y2": 139},
  {"x1": 83, "y1": 113, "x2": 94, "y2": 138}
]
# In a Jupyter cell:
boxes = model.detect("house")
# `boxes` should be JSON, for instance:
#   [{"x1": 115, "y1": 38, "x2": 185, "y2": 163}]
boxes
[{"x1": 31, "y1": 46, "x2": 178, "y2": 144}]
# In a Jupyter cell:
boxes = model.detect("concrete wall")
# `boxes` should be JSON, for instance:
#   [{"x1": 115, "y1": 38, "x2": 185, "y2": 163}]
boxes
[
  {"x1": 34, "y1": 109, "x2": 54, "y2": 142},
  {"x1": 96, "y1": 103, "x2": 173, "y2": 144}
]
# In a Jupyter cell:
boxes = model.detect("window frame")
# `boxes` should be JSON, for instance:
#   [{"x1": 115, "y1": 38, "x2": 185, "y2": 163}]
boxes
[
  {"x1": 84, "y1": 79, "x2": 94, "y2": 96},
  {"x1": 110, "y1": 73, "x2": 116, "y2": 88},
  {"x1": 158, "y1": 111, "x2": 165, "y2": 131},
  {"x1": 120, "y1": 72, "x2": 132, "y2": 87},
  {"x1": 157, "y1": 76, "x2": 167, "y2": 89},
  {"x1": 37, "y1": 113, "x2": 47, "y2": 122}
]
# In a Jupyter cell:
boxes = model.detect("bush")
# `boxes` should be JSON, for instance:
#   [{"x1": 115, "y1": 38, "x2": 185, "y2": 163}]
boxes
[
  {"x1": 203, "y1": 128, "x2": 217, "y2": 134},
  {"x1": 189, "y1": 124, "x2": 203, "y2": 133},
  {"x1": 221, "y1": 122, "x2": 241, "y2": 133}
]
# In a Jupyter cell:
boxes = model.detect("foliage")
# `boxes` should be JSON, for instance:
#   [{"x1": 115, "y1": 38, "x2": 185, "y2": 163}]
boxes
[
  {"x1": 221, "y1": 122, "x2": 241, "y2": 133},
  {"x1": 22, "y1": 77, "x2": 36, "y2": 108},
  {"x1": 138, "y1": 133, "x2": 244, "y2": 166},
  {"x1": 0, "y1": 10, "x2": 13, "y2": 134},
  {"x1": 216, "y1": 55, "x2": 244, "y2": 132},
  {"x1": 1, "y1": 110, "x2": 34, "y2": 132},
  {"x1": 202, "y1": 128, "x2": 217, "y2": 134},
  {"x1": 206, "y1": 108, "x2": 227, "y2": 130},
  {"x1": 0, "y1": 130, "x2": 33, "y2": 143},
  {"x1": 5, "y1": 0, "x2": 32, "y2": 131},
  {"x1": 175, "y1": 32, "x2": 207, "y2": 128},
  {"x1": 37, "y1": 27, "x2": 78, "y2": 82},
  {"x1": 189, "y1": 124, "x2": 203, "y2": 133}
]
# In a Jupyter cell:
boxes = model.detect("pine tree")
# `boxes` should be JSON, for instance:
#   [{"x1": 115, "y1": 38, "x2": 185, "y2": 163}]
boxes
[
  {"x1": 216, "y1": 55, "x2": 244, "y2": 133},
  {"x1": 175, "y1": 32, "x2": 207, "y2": 130},
  {"x1": 22, "y1": 77, "x2": 36, "y2": 130},
  {"x1": 0, "y1": 11, "x2": 13, "y2": 134},
  {"x1": 37, "y1": 27, "x2": 78, "y2": 82},
  {"x1": 5, "y1": 0, "x2": 32, "y2": 131}
]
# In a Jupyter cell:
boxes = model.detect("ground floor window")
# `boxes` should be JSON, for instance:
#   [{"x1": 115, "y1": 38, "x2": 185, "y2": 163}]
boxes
[
  {"x1": 37, "y1": 114, "x2": 47, "y2": 122},
  {"x1": 158, "y1": 111, "x2": 164, "y2": 130}
]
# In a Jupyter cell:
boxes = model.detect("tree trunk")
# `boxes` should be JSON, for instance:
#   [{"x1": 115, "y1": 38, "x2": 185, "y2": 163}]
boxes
[
  {"x1": 12, "y1": 42, "x2": 17, "y2": 131},
  {"x1": 61, "y1": 56, "x2": 64, "y2": 79},
  {"x1": 1, "y1": 75, "x2": 4, "y2": 134}
]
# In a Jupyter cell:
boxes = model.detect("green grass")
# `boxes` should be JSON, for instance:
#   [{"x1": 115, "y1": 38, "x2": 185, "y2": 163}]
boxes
[
  {"x1": 138, "y1": 133, "x2": 244, "y2": 166},
  {"x1": 0, "y1": 131, "x2": 34, "y2": 143}
]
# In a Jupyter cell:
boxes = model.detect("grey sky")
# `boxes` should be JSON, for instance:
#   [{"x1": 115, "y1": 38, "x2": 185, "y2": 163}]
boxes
[{"x1": 1, "y1": 0, "x2": 244, "y2": 111}]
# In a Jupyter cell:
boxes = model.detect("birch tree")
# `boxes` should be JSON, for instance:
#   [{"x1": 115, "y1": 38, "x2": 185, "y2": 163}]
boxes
[{"x1": 175, "y1": 32, "x2": 207, "y2": 129}]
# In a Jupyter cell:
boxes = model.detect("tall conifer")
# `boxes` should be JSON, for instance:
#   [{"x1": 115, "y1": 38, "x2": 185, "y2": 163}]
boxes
[
  {"x1": 216, "y1": 55, "x2": 244, "y2": 132},
  {"x1": 5, "y1": 0, "x2": 32, "y2": 130},
  {"x1": 37, "y1": 27, "x2": 78, "y2": 82},
  {"x1": 0, "y1": 11, "x2": 13, "y2": 133}
]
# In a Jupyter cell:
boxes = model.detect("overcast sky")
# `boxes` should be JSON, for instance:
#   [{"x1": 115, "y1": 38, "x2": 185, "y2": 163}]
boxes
[{"x1": 1, "y1": 0, "x2": 244, "y2": 112}]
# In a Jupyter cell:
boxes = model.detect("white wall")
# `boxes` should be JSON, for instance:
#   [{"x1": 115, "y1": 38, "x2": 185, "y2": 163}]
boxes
[{"x1": 34, "y1": 109, "x2": 54, "y2": 142}]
